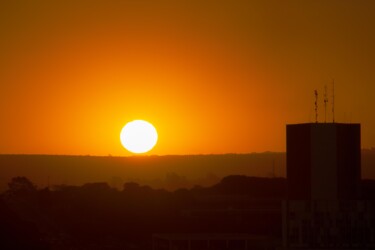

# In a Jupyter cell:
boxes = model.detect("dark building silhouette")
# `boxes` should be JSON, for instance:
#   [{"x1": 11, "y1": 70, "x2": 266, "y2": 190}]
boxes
[
  {"x1": 283, "y1": 123, "x2": 375, "y2": 249},
  {"x1": 287, "y1": 123, "x2": 361, "y2": 200}
]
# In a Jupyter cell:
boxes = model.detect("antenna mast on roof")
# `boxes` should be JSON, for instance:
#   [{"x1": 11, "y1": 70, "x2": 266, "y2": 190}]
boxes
[
  {"x1": 324, "y1": 85, "x2": 328, "y2": 123},
  {"x1": 332, "y1": 79, "x2": 335, "y2": 123},
  {"x1": 315, "y1": 90, "x2": 318, "y2": 123}
]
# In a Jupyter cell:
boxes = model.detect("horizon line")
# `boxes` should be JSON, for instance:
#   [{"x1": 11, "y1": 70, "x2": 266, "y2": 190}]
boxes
[{"x1": 0, "y1": 152, "x2": 287, "y2": 158}]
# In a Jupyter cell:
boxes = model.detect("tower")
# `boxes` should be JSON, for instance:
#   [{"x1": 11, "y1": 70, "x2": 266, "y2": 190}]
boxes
[{"x1": 286, "y1": 123, "x2": 361, "y2": 200}]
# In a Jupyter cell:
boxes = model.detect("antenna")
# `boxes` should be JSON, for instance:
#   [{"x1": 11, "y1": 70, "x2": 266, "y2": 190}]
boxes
[
  {"x1": 324, "y1": 85, "x2": 328, "y2": 123},
  {"x1": 332, "y1": 79, "x2": 335, "y2": 123},
  {"x1": 314, "y1": 90, "x2": 318, "y2": 123}
]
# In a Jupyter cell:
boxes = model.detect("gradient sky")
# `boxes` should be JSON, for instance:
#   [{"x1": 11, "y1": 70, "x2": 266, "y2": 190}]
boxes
[{"x1": 1, "y1": 0, "x2": 375, "y2": 156}]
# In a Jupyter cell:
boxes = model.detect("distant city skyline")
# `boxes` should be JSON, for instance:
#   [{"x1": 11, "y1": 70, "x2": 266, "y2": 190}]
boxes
[{"x1": 1, "y1": 1, "x2": 375, "y2": 156}]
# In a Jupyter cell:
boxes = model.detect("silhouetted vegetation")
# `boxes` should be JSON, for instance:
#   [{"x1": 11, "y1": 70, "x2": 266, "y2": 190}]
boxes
[{"x1": 1, "y1": 175, "x2": 374, "y2": 249}]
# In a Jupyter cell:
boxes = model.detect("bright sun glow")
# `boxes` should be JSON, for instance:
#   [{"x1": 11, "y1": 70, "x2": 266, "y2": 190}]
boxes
[{"x1": 120, "y1": 120, "x2": 158, "y2": 154}]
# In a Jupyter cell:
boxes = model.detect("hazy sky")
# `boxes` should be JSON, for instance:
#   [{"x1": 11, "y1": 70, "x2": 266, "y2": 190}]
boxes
[{"x1": 1, "y1": 0, "x2": 375, "y2": 156}]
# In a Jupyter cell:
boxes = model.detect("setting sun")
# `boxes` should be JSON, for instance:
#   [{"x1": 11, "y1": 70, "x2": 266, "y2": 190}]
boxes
[{"x1": 120, "y1": 120, "x2": 158, "y2": 154}]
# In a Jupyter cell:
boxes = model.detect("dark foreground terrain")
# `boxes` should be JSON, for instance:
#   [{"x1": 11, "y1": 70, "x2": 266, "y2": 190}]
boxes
[{"x1": 1, "y1": 175, "x2": 375, "y2": 249}]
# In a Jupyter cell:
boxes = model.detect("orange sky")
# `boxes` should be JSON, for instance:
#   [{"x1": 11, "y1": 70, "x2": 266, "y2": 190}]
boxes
[{"x1": 1, "y1": 0, "x2": 375, "y2": 156}]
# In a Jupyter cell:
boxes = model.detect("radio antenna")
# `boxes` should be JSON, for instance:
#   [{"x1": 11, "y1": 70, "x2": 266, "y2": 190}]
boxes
[
  {"x1": 332, "y1": 80, "x2": 335, "y2": 123},
  {"x1": 324, "y1": 85, "x2": 328, "y2": 123},
  {"x1": 315, "y1": 90, "x2": 318, "y2": 123}
]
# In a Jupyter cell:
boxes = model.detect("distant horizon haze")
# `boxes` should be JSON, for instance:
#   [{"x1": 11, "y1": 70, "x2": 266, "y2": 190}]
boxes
[{"x1": 0, "y1": 150, "x2": 374, "y2": 192}]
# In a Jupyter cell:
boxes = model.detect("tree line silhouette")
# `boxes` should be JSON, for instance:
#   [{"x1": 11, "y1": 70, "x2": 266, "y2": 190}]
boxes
[{"x1": 1, "y1": 176, "x2": 374, "y2": 249}]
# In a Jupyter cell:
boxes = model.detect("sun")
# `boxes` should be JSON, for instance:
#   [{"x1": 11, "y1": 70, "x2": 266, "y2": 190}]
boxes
[{"x1": 120, "y1": 120, "x2": 158, "y2": 154}]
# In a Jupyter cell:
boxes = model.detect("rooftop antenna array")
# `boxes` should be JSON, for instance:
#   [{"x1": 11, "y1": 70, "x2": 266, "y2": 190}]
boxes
[
  {"x1": 314, "y1": 90, "x2": 318, "y2": 123},
  {"x1": 324, "y1": 85, "x2": 328, "y2": 123},
  {"x1": 332, "y1": 79, "x2": 335, "y2": 123}
]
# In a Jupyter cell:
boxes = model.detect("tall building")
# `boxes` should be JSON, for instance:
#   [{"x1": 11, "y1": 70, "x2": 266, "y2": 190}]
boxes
[
  {"x1": 286, "y1": 123, "x2": 361, "y2": 200},
  {"x1": 283, "y1": 123, "x2": 375, "y2": 249}
]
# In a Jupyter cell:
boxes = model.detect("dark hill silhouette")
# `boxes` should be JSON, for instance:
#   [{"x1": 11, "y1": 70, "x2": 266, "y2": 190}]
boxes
[
  {"x1": 210, "y1": 175, "x2": 286, "y2": 198},
  {"x1": 0, "y1": 153, "x2": 286, "y2": 191},
  {"x1": 0, "y1": 149, "x2": 374, "y2": 192}
]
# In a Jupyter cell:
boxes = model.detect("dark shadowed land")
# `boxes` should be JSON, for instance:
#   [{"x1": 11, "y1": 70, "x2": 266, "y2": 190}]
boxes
[
  {"x1": 1, "y1": 175, "x2": 374, "y2": 249},
  {"x1": 0, "y1": 176, "x2": 288, "y2": 249},
  {"x1": 1, "y1": 150, "x2": 375, "y2": 192}
]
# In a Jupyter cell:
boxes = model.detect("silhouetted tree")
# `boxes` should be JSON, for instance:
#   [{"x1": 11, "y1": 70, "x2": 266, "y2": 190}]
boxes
[{"x1": 7, "y1": 176, "x2": 37, "y2": 196}]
